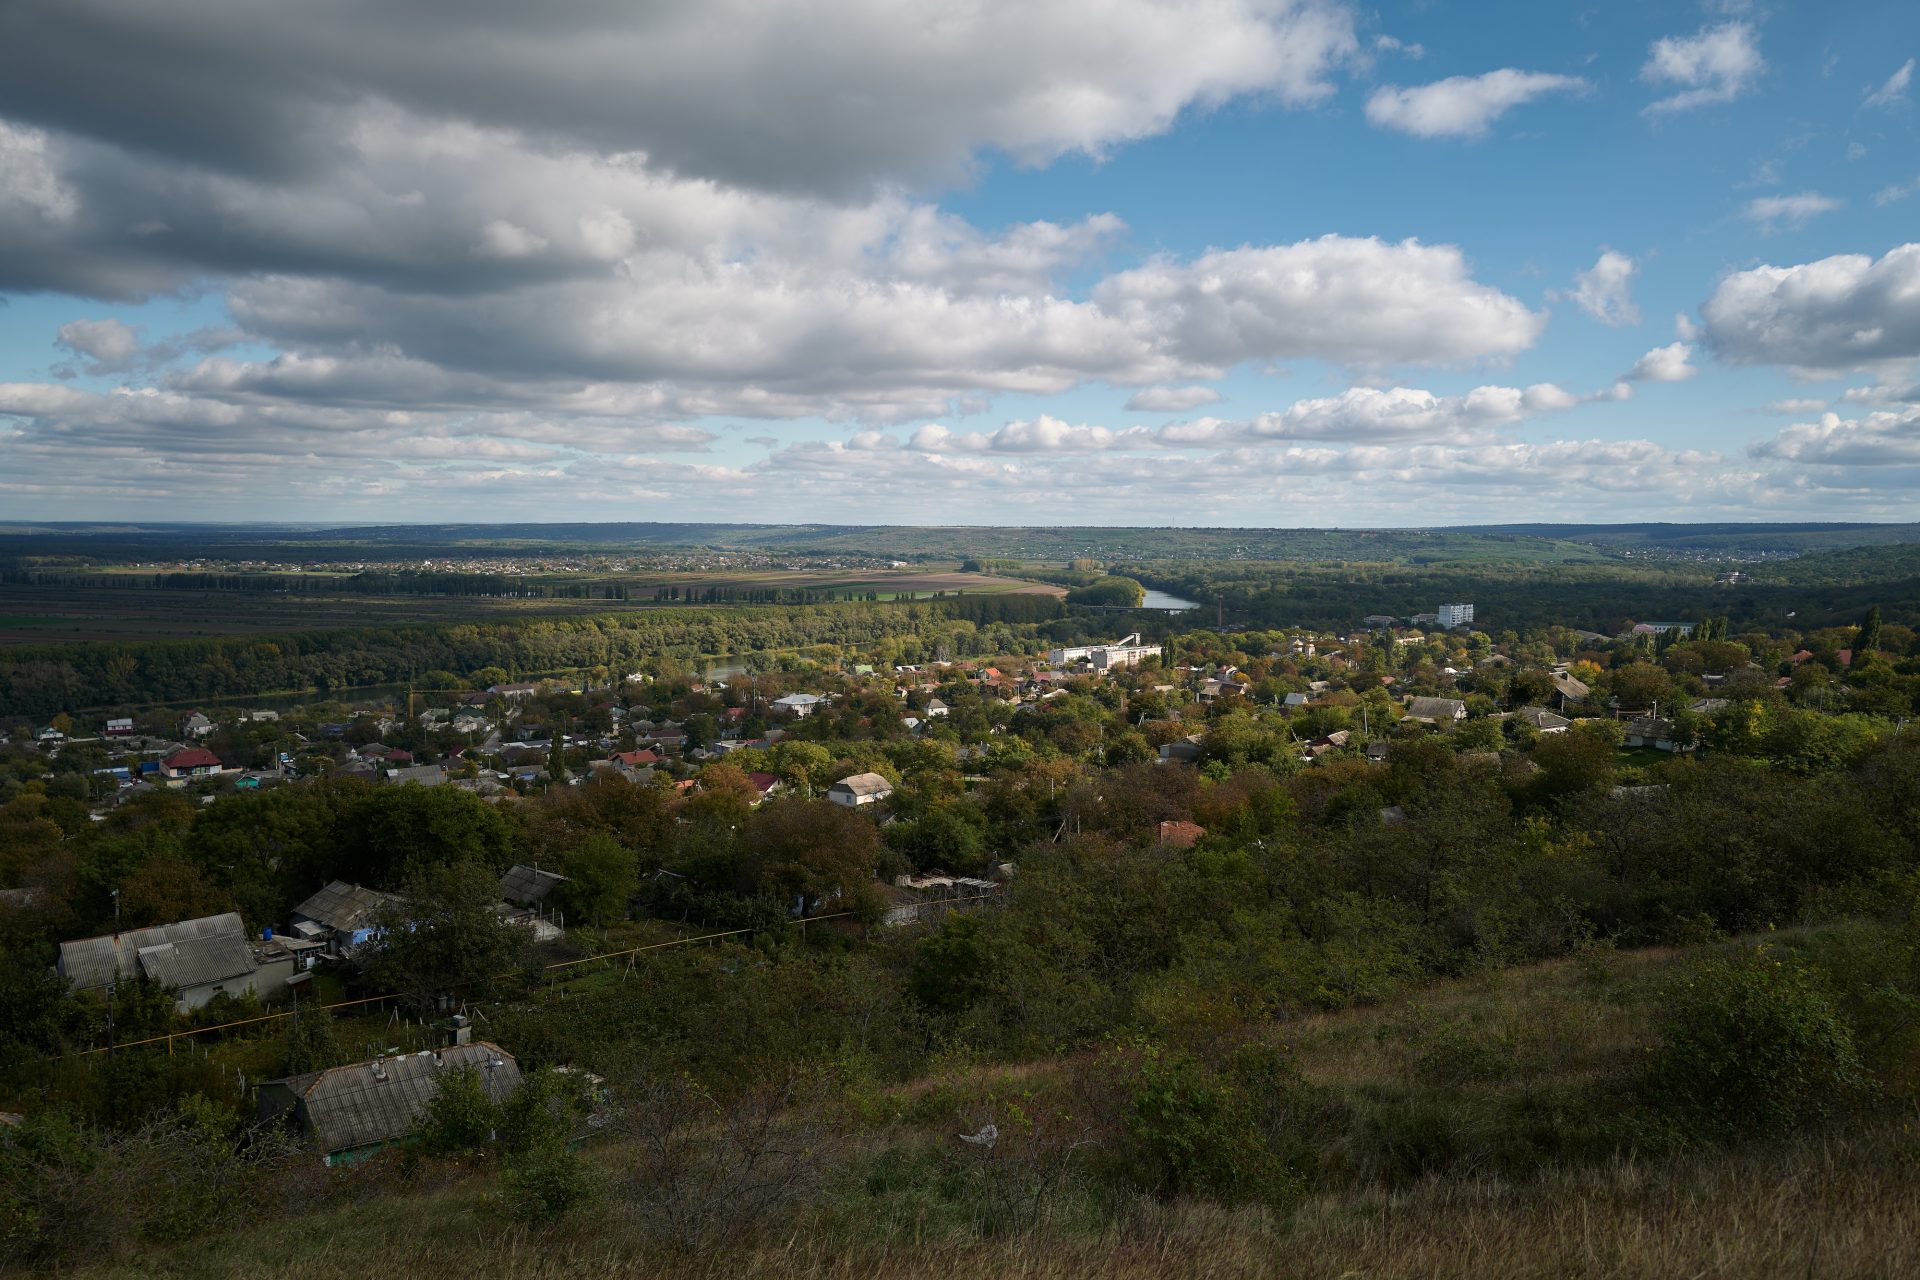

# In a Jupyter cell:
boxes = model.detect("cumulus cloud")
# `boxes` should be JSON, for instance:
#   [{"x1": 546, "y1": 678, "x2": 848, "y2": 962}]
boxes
[
  {"x1": 1155, "y1": 381, "x2": 1595, "y2": 449},
  {"x1": 1627, "y1": 342, "x2": 1698, "y2": 382},
  {"x1": 1567, "y1": 250, "x2": 1641, "y2": 326},
  {"x1": 1752, "y1": 405, "x2": 1920, "y2": 466},
  {"x1": 1125, "y1": 385, "x2": 1223, "y2": 413},
  {"x1": 51, "y1": 318, "x2": 246, "y2": 380},
  {"x1": 0, "y1": 0, "x2": 1358, "y2": 199},
  {"x1": 1699, "y1": 243, "x2": 1920, "y2": 375},
  {"x1": 1864, "y1": 58, "x2": 1914, "y2": 110},
  {"x1": 1642, "y1": 22, "x2": 1765, "y2": 114},
  {"x1": 53, "y1": 319, "x2": 141, "y2": 375},
  {"x1": 1742, "y1": 192, "x2": 1841, "y2": 232},
  {"x1": 1365, "y1": 69, "x2": 1586, "y2": 139},
  {"x1": 1094, "y1": 236, "x2": 1545, "y2": 372}
]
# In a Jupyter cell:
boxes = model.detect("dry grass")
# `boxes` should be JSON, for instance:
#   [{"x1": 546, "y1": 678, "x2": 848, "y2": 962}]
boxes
[
  {"x1": 75, "y1": 1123, "x2": 1920, "y2": 1280},
  {"x1": 67, "y1": 935, "x2": 1920, "y2": 1280}
]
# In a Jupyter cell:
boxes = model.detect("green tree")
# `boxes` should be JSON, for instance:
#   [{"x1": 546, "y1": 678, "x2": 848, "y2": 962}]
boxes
[
  {"x1": 1855, "y1": 605, "x2": 1882, "y2": 658},
  {"x1": 280, "y1": 1002, "x2": 345, "y2": 1075},
  {"x1": 364, "y1": 862, "x2": 532, "y2": 1013},
  {"x1": 556, "y1": 833, "x2": 638, "y2": 926}
]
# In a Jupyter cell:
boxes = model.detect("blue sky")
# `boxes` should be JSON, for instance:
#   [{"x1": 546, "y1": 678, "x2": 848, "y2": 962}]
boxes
[{"x1": 1, "y1": 0, "x2": 1917, "y2": 525}]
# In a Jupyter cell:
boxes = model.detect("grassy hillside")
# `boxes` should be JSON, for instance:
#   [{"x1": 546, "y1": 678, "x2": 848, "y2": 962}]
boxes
[{"x1": 63, "y1": 924, "x2": 1920, "y2": 1280}]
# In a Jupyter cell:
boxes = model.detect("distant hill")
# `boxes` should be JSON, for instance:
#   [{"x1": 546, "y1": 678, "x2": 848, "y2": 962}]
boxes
[{"x1": 4, "y1": 520, "x2": 1920, "y2": 565}]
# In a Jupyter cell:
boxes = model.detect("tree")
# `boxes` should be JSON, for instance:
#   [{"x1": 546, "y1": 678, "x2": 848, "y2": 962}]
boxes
[
  {"x1": 556, "y1": 833, "x2": 638, "y2": 926},
  {"x1": 363, "y1": 862, "x2": 532, "y2": 1013},
  {"x1": 738, "y1": 797, "x2": 888, "y2": 912},
  {"x1": 280, "y1": 1001, "x2": 345, "y2": 1075},
  {"x1": 342, "y1": 784, "x2": 513, "y2": 885},
  {"x1": 1855, "y1": 605, "x2": 1882, "y2": 658}
]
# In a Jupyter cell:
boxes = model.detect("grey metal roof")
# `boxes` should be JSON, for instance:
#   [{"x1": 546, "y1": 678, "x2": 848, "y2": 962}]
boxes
[
  {"x1": 284, "y1": 1042, "x2": 522, "y2": 1154},
  {"x1": 830, "y1": 771, "x2": 892, "y2": 797},
  {"x1": 136, "y1": 932, "x2": 257, "y2": 990},
  {"x1": 57, "y1": 912, "x2": 249, "y2": 991},
  {"x1": 1406, "y1": 696, "x2": 1467, "y2": 719},
  {"x1": 1515, "y1": 707, "x2": 1571, "y2": 730},
  {"x1": 291, "y1": 881, "x2": 396, "y2": 933},
  {"x1": 500, "y1": 864, "x2": 566, "y2": 905}
]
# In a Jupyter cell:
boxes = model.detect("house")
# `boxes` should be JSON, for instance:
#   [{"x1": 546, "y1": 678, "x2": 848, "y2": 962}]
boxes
[
  {"x1": 1437, "y1": 603, "x2": 1475, "y2": 628},
  {"x1": 1158, "y1": 734, "x2": 1203, "y2": 764},
  {"x1": 1549, "y1": 672, "x2": 1591, "y2": 705},
  {"x1": 104, "y1": 717, "x2": 134, "y2": 736},
  {"x1": 500, "y1": 864, "x2": 566, "y2": 908},
  {"x1": 1283, "y1": 692, "x2": 1310, "y2": 709},
  {"x1": 56, "y1": 912, "x2": 302, "y2": 1012},
  {"x1": 1155, "y1": 820, "x2": 1205, "y2": 849},
  {"x1": 1630, "y1": 621, "x2": 1696, "y2": 638},
  {"x1": 1512, "y1": 707, "x2": 1571, "y2": 734},
  {"x1": 1304, "y1": 730, "x2": 1352, "y2": 758},
  {"x1": 159, "y1": 746, "x2": 224, "y2": 780},
  {"x1": 1365, "y1": 741, "x2": 1391, "y2": 763},
  {"x1": 1405, "y1": 696, "x2": 1468, "y2": 724},
  {"x1": 746, "y1": 771, "x2": 781, "y2": 805},
  {"x1": 183, "y1": 712, "x2": 215, "y2": 738},
  {"x1": 1623, "y1": 716, "x2": 1687, "y2": 752},
  {"x1": 257, "y1": 1040, "x2": 522, "y2": 1167},
  {"x1": 611, "y1": 749, "x2": 660, "y2": 769},
  {"x1": 290, "y1": 881, "x2": 400, "y2": 954},
  {"x1": 389, "y1": 763, "x2": 447, "y2": 787},
  {"x1": 827, "y1": 772, "x2": 893, "y2": 807},
  {"x1": 924, "y1": 698, "x2": 950, "y2": 717},
  {"x1": 1362, "y1": 615, "x2": 1397, "y2": 629},
  {"x1": 488, "y1": 683, "x2": 540, "y2": 699},
  {"x1": 771, "y1": 693, "x2": 826, "y2": 717}
]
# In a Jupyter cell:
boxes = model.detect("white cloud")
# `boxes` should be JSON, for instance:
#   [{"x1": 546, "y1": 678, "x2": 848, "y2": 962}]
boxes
[
  {"x1": 1125, "y1": 385, "x2": 1223, "y2": 412},
  {"x1": 1627, "y1": 342, "x2": 1697, "y2": 381},
  {"x1": 53, "y1": 319, "x2": 141, "y2": 375},
  {"x1": 1700, "y1": 243, "x2": 1920, "y2": 375},
  {"x1": 1642, "y1": 22, "x2": 1765, "y2": 114},
  {"x1": 1863, "y1": 58, "x2": 1914, "y2": 110},
  {"x1": 1093, "y1": 236, "x2": 1545, "y2": 372},
  {"x1": 1875, "y1": 176, "x2": 1920, "y2": 206},
  {"x1": 1365, "y1": 69, "x2": 1586, "y2": 139},
  {"x1": 911, "y1": 416, "x2": 1152, "y2": 454},
  {"x1": 1752, "y1": 405, "x2": 1920, "y2": 466},
  {"x1": 1767, "y1": 398, "x2": 1827, "y2": 414},
  {"x1": 1155, "y1": 381, "x2": 1591, "y2": 448},
  {"x1": 1567, "y1": 250, "x2": 1641, "y2": 326},
  {"x1": 1742, "y1": 192, "x2": 1842, "y2": 232}
]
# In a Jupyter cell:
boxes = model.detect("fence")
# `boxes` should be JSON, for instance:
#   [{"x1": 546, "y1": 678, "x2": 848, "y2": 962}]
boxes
[{"x1": 53, "y1": 893, "x2": 1000, "y2": 1061}]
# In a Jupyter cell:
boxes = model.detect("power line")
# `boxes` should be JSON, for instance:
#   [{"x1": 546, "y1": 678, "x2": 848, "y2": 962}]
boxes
[{"x1": 49, "y1": 894, "x2": 999, "y2": 1061}]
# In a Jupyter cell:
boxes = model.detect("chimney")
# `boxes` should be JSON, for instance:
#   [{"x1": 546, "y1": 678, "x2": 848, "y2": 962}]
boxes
[{"x1": 444, "y1": 1013, "x2": 471, "y2": 1047}]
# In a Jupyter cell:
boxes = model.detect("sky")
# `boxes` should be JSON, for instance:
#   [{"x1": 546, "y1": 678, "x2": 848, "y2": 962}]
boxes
[{"x1": 1, "y1": 0, "x2": 1918, "y2": 528}]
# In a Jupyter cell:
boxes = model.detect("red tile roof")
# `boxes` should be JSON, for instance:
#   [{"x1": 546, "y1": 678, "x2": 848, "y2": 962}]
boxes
[{"x1": 163, "y1": 747, "x2": 222, "y2": 770}]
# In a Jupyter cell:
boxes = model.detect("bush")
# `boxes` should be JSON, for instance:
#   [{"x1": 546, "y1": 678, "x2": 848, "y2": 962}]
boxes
[
  {"x1": 1644, "y1": 946, "x2": 1866, "y2": 1141},
  {"x1": 497, "y1": 1138, "x2": 596, "y2": 1224},
  {"x1": 1124, "y1": 1043, "x2": 1305, "y2": 1206},
  {"x1": 416, "y1": 1066, "x2": 501, "y2": 1156}
]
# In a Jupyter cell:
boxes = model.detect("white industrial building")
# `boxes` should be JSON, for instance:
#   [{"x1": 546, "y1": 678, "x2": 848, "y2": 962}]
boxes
[{"x1": 1046, "y1": 633, "x2": 1163, "y2": 670}]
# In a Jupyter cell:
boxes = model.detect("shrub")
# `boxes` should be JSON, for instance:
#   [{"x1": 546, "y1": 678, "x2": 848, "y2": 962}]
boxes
[
  {"x1": 1125, "y1": 1043, "x2": 1304, "y2": 1206},
  {"x1": 1644, "y1": 946, "x2": 1866, "y2": 1141},
  {"x1": 497, "y1": 1137, "x2": 596, "y2": 1225},
  {"x1": 416, "y1": 1066, "x2": 501, "y2": 1156}
]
